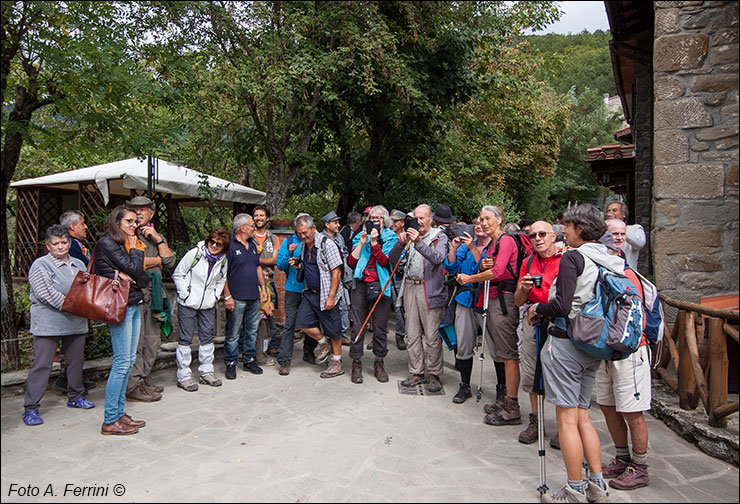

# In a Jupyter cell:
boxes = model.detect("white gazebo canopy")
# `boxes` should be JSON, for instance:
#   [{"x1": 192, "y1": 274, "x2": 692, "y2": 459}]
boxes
[{"x1": 11, "y1": 157, "x2": 266, "y2": 206}]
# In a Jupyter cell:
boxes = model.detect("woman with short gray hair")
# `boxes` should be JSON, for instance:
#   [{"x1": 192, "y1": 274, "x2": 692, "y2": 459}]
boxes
[{"x1": 22, "y1": 225, "x2": 95, "y2": 426}]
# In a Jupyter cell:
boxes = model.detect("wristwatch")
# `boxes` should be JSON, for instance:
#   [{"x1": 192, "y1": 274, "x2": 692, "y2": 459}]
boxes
[{"x1": 156, "y1": 240, "x2": 165, "y2": 246}]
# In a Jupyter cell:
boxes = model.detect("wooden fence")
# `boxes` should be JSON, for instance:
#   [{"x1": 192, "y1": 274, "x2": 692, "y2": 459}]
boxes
[{"x1": 654, "y1": 294, "x2": 739, "y2": 427}]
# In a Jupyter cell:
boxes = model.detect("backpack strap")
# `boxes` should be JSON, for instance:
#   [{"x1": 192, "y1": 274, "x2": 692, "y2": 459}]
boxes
[{"x1": 526, "y1": 254, "x2": 536, "y2": 275}]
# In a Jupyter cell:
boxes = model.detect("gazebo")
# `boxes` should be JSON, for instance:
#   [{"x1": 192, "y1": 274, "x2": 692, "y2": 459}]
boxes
[{"x1": 10, "y1": 157, "x2": 266, "y2": 275}]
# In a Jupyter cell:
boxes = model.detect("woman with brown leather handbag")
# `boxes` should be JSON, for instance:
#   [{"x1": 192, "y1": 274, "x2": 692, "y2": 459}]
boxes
[{"x1": 94, "y1": 205, "x2": 150, "y2": 436}]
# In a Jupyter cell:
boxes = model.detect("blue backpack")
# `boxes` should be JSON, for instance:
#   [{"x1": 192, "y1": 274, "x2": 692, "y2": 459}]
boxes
[
  {"x1": 630, "y1": 269, "x2": 665, "y2": 346},
  {"x1": 562, "y1": 260, "x2": 644, "y2": 361}
]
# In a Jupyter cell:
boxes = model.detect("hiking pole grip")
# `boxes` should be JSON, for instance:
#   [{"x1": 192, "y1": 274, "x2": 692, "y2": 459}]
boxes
[{"x1": 353, "y1": 243, "x2": 409, "y2": 344}]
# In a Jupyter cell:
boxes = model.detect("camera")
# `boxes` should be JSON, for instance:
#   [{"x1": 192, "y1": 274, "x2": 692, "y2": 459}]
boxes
[
  {"x1": 446, "y1": 223, "x2": 474, "y2": 240},
  {"x1": 364, "y1": 220, "x2": 381, "y2": 236},
  {"x1": 292, "y1": 256, "x2": 302, "y2": 267},
  {"x1": 404, "y1": 216, "x2": 419, "y2": 232},
  {"x1": 292, "y1": 256, "x2": 304, "y2": 282},
  {"x1": 530, "y1": 275, "x2": 543, "y2": 288}
]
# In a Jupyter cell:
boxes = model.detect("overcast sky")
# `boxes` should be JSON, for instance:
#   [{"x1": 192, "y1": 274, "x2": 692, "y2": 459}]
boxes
[{"x1": 530, "y1": 1, "x2": 610, "y2": 35}]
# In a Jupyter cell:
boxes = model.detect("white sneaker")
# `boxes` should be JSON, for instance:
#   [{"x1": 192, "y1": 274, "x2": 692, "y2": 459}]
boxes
[{"x1": 541, "y1": 485, "x2": 588, "y2": 503}]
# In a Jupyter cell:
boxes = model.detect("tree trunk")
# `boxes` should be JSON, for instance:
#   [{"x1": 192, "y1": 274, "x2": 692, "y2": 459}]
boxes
[{"x1": 264, "y1": 160, "x2": 291, "y2": 216}]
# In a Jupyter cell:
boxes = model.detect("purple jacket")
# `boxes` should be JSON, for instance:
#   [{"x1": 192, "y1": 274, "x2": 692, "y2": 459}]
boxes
[{"x1": 389, "y1": 229, "x2": 448, "y2": 310}]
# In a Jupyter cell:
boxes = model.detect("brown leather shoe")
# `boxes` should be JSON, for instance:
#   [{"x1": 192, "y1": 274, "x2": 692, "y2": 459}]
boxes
[
  {"x1": 143, "y1": 376, "x2": 164, "y2": 393},
  {"x1": 126, "y1": 383, "x2": 162, "y2": 403},
  {"x1": 351, "y1": 361, "x2": 363, "y2": 384},
  {"x1": 101, "y1": 419, "x2": 138, "y2": 436},
  {"x1": 120, "y1": 413, "x2": 146, "y2": 429},
  {"x1": 373, "y1": 360, "x2": 389, "y2": 383}
]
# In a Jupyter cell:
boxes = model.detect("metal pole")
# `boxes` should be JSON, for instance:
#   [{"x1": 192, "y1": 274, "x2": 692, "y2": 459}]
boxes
[{"x1": 476, "y1": 280, "x2": 491, "y2": 402}]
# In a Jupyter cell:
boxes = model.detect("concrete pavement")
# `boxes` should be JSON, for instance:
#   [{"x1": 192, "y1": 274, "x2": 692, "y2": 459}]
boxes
[{"x1": 2, "y1": 338, "x2": 738, "y2": 503}]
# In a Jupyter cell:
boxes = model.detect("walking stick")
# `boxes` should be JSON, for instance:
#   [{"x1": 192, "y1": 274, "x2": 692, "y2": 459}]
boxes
[
  {"x1": 475, "y1": 280, "x2": 491, "y2": 402},
  {"x1": 353, "y1": 243, "x2": 410, "y2": 344},
  {"x1": 533, "y1": 319, "x2": 549, "y2": 496}
]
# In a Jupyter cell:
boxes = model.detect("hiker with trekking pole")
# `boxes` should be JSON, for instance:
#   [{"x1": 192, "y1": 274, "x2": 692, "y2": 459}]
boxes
[
  {"x1": 456, "y1": 205, "x2": 529, "y2": 425},
  {"x1": 513, "y1": 221, "x2": 563, "y2": 445},
  {"x1": 442, "y1": 217, "x2": 492, "y2": 404},
  {"x1": 388, "y1": 204, "x2": 449, "y2": 393},
  {"x1": 346, "y1": 205, "x2": 398, "y2": 384},
  {"x1": 526, "y1": 204, "x2": 615, "y2": 503}
]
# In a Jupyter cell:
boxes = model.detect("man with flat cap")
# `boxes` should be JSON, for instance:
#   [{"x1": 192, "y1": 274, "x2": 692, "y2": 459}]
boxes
[
  {"x1": 125, "y1": 196, "x2": 176, "y2": 402},
  {"x1": 389, "y1": 209, "x2": 408, "y2": 350},
  {"x1": 322, "y1": 211, "x2": 351, "y2": 342}
]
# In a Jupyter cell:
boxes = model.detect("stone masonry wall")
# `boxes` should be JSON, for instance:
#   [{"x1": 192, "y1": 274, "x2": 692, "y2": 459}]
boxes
[{"x1": 653, "y1": 1, "x2": 739, "y2": 311}]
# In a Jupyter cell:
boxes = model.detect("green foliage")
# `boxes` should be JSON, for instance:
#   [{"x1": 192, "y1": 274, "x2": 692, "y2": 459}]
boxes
[
  {"x1": 276, "y1": 190, "x2": 340, "y2": 224},
  {"x1": 13, "y1": 283, "x2": 30, "y2": 319},
  {"x1": 87, "y1": 324, "x2": 113, "y2": 361},
  {"x1": 528, "y1": 30, "x2": 616, "y2": 97}
]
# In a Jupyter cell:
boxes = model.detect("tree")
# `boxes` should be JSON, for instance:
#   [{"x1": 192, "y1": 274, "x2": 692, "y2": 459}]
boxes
[{"x1": 1, "y1": 1, "x2": 168, "y2": 366}]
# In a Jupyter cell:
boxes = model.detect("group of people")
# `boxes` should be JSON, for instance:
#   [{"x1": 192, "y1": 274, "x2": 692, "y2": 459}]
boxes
[{"x1": 23, "y1": 196, "x2": 653, "y2": 503}]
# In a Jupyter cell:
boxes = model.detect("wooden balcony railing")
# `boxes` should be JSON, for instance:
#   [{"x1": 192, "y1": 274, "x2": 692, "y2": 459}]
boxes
[{"x1": 655, "y1": 294, "x2": 739, "y2": 428}]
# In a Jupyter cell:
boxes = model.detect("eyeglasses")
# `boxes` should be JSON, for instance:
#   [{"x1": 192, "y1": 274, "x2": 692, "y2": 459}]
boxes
[
  {"x1": 208, "y1": 240, "x2": 224, "y2": 247},
  {"x1": 528, "y1": 231, "x2": 550, "y2": 239},
  {"x1": 122, "y1": 218, "x2": 138, "y2": 225}
]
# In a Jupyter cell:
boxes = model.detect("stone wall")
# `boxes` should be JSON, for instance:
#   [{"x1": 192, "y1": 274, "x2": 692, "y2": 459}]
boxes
[{"x1": 652, "y1": 1, "x2": 739, "y2": 312}]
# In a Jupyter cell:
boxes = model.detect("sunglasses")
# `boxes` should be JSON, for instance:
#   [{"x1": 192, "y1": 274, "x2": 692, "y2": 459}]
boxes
[
  {"x1": 528, "y1": 231, "x2": 550, "y2": 239},
  {"x1": 208, "y1": 240, "x2": 224, "y2": 247}
]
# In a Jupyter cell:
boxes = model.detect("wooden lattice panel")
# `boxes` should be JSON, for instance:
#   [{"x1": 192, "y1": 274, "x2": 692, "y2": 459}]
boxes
[
  {"x1": 38, "y1": 189, "x2": 60, "y2": 233},
  {"x1": 13, "y1": 188, "x2": 41, "y2": 275},
  {"x1": 79, "y1": 183, "x2": 105, "y2": 242}
]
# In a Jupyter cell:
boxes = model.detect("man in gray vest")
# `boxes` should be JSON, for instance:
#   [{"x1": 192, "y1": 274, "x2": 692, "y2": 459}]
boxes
[{"x1": 125, "y1": 196, "x2": 176, "y2": 402}]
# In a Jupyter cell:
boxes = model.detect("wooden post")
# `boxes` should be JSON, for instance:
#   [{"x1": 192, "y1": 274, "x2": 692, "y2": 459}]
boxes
[
  {"x1": 707, "y1": 317, "x2": 729, "y2": 428},
  {"x1": 678, "y1": 311, "x2": 699, "y2": 410},
  {"x1": 684, "y1": 312, "x2": 709, "y2": 414}
]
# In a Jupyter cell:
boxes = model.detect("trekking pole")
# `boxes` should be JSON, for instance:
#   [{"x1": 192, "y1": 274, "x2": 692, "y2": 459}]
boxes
[
  {"x1": 353, "y1": 242, "x2": 410, "y2": 344},
  {"x1": 475, "y1": 280, "x2": 491, "y2": 402},
  {"x1": 533, "y1": 319, "x2": 549, "y2": 496}
]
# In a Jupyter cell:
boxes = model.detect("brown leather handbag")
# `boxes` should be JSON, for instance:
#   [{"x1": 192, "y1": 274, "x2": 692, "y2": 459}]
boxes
[{"x1": 61, "y1": 253, "x2": 131, "y2": 324}]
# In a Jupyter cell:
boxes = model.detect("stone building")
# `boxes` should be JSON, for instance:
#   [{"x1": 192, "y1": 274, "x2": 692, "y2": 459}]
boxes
[{"x1": 606, "y1": 1, "x2": 739, "y2": 311}]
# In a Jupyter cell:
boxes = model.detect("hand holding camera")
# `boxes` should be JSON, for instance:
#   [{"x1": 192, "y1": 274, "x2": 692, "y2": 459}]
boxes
[{"x1": 407, "y1": 227, "x2": 421, "y2": 243}]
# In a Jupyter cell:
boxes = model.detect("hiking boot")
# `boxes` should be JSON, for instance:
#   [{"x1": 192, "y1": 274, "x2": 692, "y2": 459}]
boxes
[
  {"x1": 278, "y1": 361, "x2": 291, "y2": 376},
  {"x1": 22, "y1": 410, "x2": 44, "y2": 426},
  {"x1": 374, "y1": 360, "x2": 389, "y2": 383},
  {"x1": 602, "y1": 456, "x2": 631, "y2": 479},
  {"x1": 243, "y1": 359, "x2": 263, "y2": 375},
  {"x1": 427, "y1": 374, "x2": 442, "y2": 393},
  {"x1": 483, "y1": 396, "x2": 521, "y2": 426},
  {"x1": 541, "y1": 484, "x2": 588, "y2": 503},
  {"x1": 550, "y1": 432, "x2": 561, "y2": 450},
  {"x1": 609, "y1": 463, "x2": 649, "y2": 491},
  {"x1": 302, "y1": 352, "x2": 316, "y2": 365},
  {"x1": 320, "y1": 358, "x2": 344, "y2": 378},
  {"x1": 396, "y1": 335, "x2": 407, "y2": 350},
  {"x1": 401, "y1": 374, "x2": 427, "y2": 388},
  {"x1": 143, "y1": 375, "x2": 164, "y2": 393},
  {"x1": 586, "y1": 481, "x2": 610, "y2": 503},
  {"x1": 126, "y1": 383, "x2": 162, "y2": 402},
  {"x1": 315, "y1": 340, "x2": 331, "y2": 364},
  {"x1": 225, "y1": 362, "x2": 237, "y2": 380},
  {"x1": 452, "y1": 383, "x2": 472, "y2": 404},
  {"x1": 483, "y1": 383, "x2": 508, "y2": 414},
  {"x1": 518, "y1": 413, "x2": 540, "y2": 444},
  {"x1": 177, "y1": 377, "x2": 199, "y2": 392},
  {"x1": 67, "y1": 396, "x2": 95, "y2": 409},
  {"x1": 266, "y1": 347, "x2": 280, "y2": 357},
  {"x1": 199, "y1": 373, "x2": 222, "y2": 387},
  {"x1": 351, "y1": 361, "x2": 363, "y2": 384}
]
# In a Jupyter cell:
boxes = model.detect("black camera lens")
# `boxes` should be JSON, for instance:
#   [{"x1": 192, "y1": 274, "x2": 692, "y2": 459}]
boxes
[{"x1": 531, "y1": 275, "x2": 543, "y2": 288}]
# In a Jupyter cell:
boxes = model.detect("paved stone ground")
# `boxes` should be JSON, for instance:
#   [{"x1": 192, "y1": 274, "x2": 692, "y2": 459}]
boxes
[{"x1": 2, "y1": 337, "x2": 738, "y2": 503}]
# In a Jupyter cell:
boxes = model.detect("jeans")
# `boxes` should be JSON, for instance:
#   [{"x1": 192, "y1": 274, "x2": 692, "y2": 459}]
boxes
[
  {"x1": 104, "y1": 304, "x2": 141, "y2": 424},
  {"x1": 225, "y1": 299, "x2": 260, "y2": 365},
  {"x1": 277, "y1": 290, "x2": 303, "y2": 364},
  {"x1": 267, "y1": 316, "x2": 278, "y2": 350}
]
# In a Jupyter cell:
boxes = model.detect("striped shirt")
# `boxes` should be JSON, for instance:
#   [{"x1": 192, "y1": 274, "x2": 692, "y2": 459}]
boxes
[
  {"x1": 313, "y1": 233, "x2": 343, "y2": 310},
  {"x1": 28, "y1": 253, "x2": 88, "y2": 336}
]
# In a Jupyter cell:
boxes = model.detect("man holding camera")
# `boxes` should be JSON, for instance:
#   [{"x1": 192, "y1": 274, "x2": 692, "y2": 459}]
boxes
[
  {"x1": 294, "y1": 215, "x2": 345, "y2": 378},
  {"x1": 125, "y1": 196, "x2": 176, "y2": 403},
  {"x1": 390, "y1": 204, "x2": 448, "y2": 392},
  {"x1": 513, "y1": 221, "x2": 561, "y2": 444}
]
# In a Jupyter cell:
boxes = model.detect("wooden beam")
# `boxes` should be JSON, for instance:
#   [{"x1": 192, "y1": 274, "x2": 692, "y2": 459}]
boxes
[
  {"x1": 656, "y1": 367, "x2": 678, "y2": 392},
  {"x1": 678, "y1": 311, "x2": 699, "y2": 410},
  {"x1": 659, "y1": 293, "x2": 739, "y2": 321},
  {"x1": 724, "y1": 323, "x2": 739, "y2": 343},
  {"x1": 707, "y1": 318, "x2": 729, "y2": 428},
  {"x1": 685, "y1": 312, "x2": 709, "y2": 414},
  {"x1": 713, "y1": 401, "x2": 739, "y2": 419}
]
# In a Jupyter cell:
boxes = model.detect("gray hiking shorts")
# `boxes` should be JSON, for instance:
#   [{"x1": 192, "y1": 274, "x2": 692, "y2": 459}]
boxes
[{"x1": 541, "y1": 334, "x2": 601, "y2": 409}]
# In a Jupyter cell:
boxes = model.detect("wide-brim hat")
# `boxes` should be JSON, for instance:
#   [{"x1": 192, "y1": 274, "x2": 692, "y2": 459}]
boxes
[
  {"x1": 433, "y1": 204, "x2": 455, "y2": 224},
  {"x1": 390, "y1": 209, "x2": 406, "y2": 221},
  {"x1": 126, "y1": 196, "x2": 155, "y2": 209},
  {"x1": 322, "y1": 210, "x2": 340, "y2": 224}
]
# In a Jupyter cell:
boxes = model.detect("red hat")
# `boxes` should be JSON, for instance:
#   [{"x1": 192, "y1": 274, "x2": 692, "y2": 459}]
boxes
[{"x1": 363, "y1": 206, "x2": 373, "y2": 214}]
